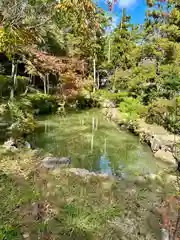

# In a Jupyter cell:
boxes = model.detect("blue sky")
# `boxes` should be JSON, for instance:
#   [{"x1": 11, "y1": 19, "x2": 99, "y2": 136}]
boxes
[{"x1": 97, "y1": 0, "x2": 147, "y2": 27}]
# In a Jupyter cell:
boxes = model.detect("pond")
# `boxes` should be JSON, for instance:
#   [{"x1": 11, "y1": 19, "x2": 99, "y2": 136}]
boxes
[{"x1": 31, "y1": 109, "x2": 161, "y2": 177}]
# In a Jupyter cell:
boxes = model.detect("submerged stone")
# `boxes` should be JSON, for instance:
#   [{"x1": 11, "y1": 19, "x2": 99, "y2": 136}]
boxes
[{"x1": 41, "y1": 156, "x2": 72, "y2": 169}]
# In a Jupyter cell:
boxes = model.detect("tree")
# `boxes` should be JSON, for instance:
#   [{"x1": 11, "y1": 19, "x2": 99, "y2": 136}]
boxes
[
  {"x1": 107, "y1": 9, "x2": 140, "y2": 70},
  {"x1": 143, "y1": 0, "x2": 180, "y2": 73},
  {"x1": 0, "y1": 0, "x2": 57, "y2": 98},
  {"x1": 55, "y1": 1, "x2": 110, "y2": 61}
]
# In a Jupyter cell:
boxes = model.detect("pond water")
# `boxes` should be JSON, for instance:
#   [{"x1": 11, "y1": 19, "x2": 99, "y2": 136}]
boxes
[{"x1": 31, "y1": 109, "x2": 161, "y2": 177}]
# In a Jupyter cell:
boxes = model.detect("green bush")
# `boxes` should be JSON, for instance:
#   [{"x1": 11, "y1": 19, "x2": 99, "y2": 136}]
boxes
[
  {"x1": 27, "y1": 93, "x2": 58, "y2": 114},
  {"x1": 76, "y1": 95, "x2": 100, "y2": 109},
  {"x1": 7, "y1": 101, "x2": 37, "y2": 139},
  {"x1": 165, "y1": 97, "x2": 180, "y2": 134},
  {"x1": 119, "y1": 97, "x2": 147, "y2": 120},
  {"x1": 145, "y1": 99, "x2": 172, "y2": 126},
  {"x1": 93, "y1": 90, "x2": 129, "y2": 106},
  {"x1": 159, "y1": 65, "x2": 180, "y2": 99},
  {"x1": 0, "y1": 75, "x2": 29, "y2": 98},
  {"x1": 145, "y1": 97, "x2": 180, "y2": 134}
]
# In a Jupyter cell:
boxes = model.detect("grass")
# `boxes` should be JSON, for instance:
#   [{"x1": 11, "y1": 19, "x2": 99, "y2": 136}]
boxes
[{"x1": 0, "y1": 148, "x2": 175, "y2": 240}]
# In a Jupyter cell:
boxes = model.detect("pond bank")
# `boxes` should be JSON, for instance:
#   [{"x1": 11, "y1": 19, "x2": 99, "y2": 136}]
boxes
[{"x1": 102, "y1": 100, "x2": 180, "y2": 169}]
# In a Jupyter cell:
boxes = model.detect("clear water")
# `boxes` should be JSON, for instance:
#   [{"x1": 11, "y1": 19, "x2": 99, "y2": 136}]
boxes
[{"x1": 31, "y1": 109, "x2": 160, "y2": 176}]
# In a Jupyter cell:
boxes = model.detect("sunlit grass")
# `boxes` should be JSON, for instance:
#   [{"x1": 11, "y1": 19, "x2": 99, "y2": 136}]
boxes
[{"x1": 0, "y1": 149, "x2": 169, "y2": 239}]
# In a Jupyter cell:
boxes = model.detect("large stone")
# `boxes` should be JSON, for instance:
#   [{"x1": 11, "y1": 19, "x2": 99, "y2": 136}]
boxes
[
  {"x1": 69, "y1": 168, "x2": 109, "y2": 178},
  {"x1": 103, "y1": 100, "x2": 115, "y2": 108},
  {"x1": 149, "y1": 137, "x2": 162, "y2": 152},
  {"x1": 154, "y1": 149, "x2": 176, "y2": 166},
  {"x1": 134, "y1": 176, "x2": 147, "y2": 185},
  {"x1": 41, "y1": 156, "x2": 71, "y2": 169},
  {"x1": 3, "y1": 138, "x2": 17, "y2": 150},
  {"x1": 3, "y1": 138, "x2": 31, "y2": 150}
]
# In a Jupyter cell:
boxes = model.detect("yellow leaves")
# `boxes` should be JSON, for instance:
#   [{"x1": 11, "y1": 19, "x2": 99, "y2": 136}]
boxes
[
  {"x1": 55, "y1": 2, "x2": 73, "y2": 10},
  {"x1": 55, "y1": 4, "x2": 66, "y2": 10},
  {"x1": 0, "y1": 25, "x2": 4, "y2": 34}
]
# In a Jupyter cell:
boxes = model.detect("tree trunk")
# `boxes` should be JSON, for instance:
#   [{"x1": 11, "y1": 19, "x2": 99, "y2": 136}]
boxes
[
  {"x1": 108, "y1": 37, "x2": 111, "y2": 63},
  {"x1": 47, "y1": 74, "x2": 50, "y2": 94},
  {"x1": 155, "y1": 59, "x2": 160, "y2": 75},
  {"x1": 97, "y1": 72, "x2": 100, "y2": 90},
  {"x1": 43, "y1": 76, "x2": 47, "y2": 94},
  {"x1": 93, "y1": 58, "x2": 96, "y2": 92},
  {"x1": 10, "y1": 59, "x2": 18, "y2": 100},
  {"x1": 112, "y1": 68, "x2": 117, "y2": 92}
]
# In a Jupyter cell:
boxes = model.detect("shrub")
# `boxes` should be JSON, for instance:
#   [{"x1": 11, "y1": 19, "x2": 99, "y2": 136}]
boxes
[
  {"x1": 7, "y1": 101, "x2": 37, "y2": 139},
  {"x1": 119, "y1": 97, "x2": 147, "y2": 120},
  {"x1": 165, "y1": 97, "x2": 180, "y2": 134},
  {"x1": 145, "y1": 97, "x2": 180, "y2": 134},
  {"x1": 76, "y1": 95, "x2": 100, "y2": 109},
  {"x1": 145, "y1": 99, "x2": 173, "y2": 126},
  {"x1": 27, "y1": 93, "x2": 58, "y2": 114},
  {"x1": 159, "y1": 65, "x2": 180, "y2": 99},
  {"x1": 0, "y1": 75, "x2": 29, "y2": 98},
  {"x1": 110, "y1": 69, "x2": 132, "y2": 90},
  {"x1": 93, "y1": 90, "x2": 129, "y2": 106}
]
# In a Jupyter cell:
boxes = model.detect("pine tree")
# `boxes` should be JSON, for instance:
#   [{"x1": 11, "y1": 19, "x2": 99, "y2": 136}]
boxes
[
  {"x1": 109, "y1": 9, "x2": 140, "y2": 70},
  {"x1": 143, "y1": 0, "x2": 180, "y2": 68}
]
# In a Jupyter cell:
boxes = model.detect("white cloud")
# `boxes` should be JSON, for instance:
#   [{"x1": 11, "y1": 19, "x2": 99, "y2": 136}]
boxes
[
  {"x1": 105, "y1": 15, "x2": 119, "y2": 34},
  {"x1": 111, "y1": 15, "x2": 119, "y2": 28},
  {"x1": 118, "y1": 0, "x2": 137, "y2": 8}
]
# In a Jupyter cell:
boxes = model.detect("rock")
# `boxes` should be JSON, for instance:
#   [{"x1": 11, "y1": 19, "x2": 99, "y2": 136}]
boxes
[
  {"x1": 3, "y1": 138, "x2": 17, "y2": 149},
  {"x1": 161, "y1": 229, "x2": 170, "y2": 240},
  {"x1": 41, "y1": 156, "x2": 72, "y2": 169},
  {"x1": 23, "y1": 233, "x2": 30, "y2": 239},
  {"x1": 125, "y1": 188, "x2": 137, "y2": 196},
  {"x1": 69, "y1": 168, "x2": 109, "y2": 178},
  {"x1": 146, "y1": 173, "x2": 163, "y2": 184},
  {"x1": 109, "y1": 217, "x2": 138, "y2": 237},
  {"x1": 150, "y1": 137, "x2": 161, "y2": 153},
  {"x1": 24, "y1": 141, "x2": 31, "y2": 149},
  {"x1": 148, "y1": 173, "x2": 157, "y2": 181},
  {"x1": 3, "y1": 138, "x2": 31, "y2": 150},
  {"x1": 134, "y1": 176, "x2": 147, "y2": 185},
  {"x1": 154, "y1": 149, "x2": 176, "y2": 166},
  {"x1": 31, "y1": 148, "x2": 42, "y2": 156},
  {"x1": 166, "y1": 174, "x2": 178, "y2": 184},
  {"x1": 103, "y1": 100, "x2": 115, "y2": 108}
]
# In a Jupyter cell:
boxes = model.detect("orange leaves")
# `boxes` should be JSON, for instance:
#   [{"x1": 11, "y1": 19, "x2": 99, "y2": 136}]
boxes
[{"x1": 95, "y1": 23, "x2": 100, "y2": 29}]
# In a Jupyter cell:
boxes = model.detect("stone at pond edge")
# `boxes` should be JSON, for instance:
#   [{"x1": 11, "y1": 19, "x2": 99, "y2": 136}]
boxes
[
  {"x1": 154, "y1": 149, "x2": 176, "y2": 166},
  {"x1": 161, "y1": 229, "x2": 170, "y2": 240},
  {"x1": 41, "y1": 156, "x2": 71, "y2": 169},
  {"x1": 68, "y1": 168, "x2": 110, "y2": 178},
  {"x1": 134, "y1": 176, "x2": 147, "y2": 185},
  {"x1": 102, "y1": 100, "x2": 180, "y2": 168},
  {"x1": 3, "y1": 138, "x2": 31, "y2": 150}
]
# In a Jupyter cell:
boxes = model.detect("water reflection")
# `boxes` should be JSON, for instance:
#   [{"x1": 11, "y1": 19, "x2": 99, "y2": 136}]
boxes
[{"x1": 99, "y1": 154, "x2": 112, "y2": 175}]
